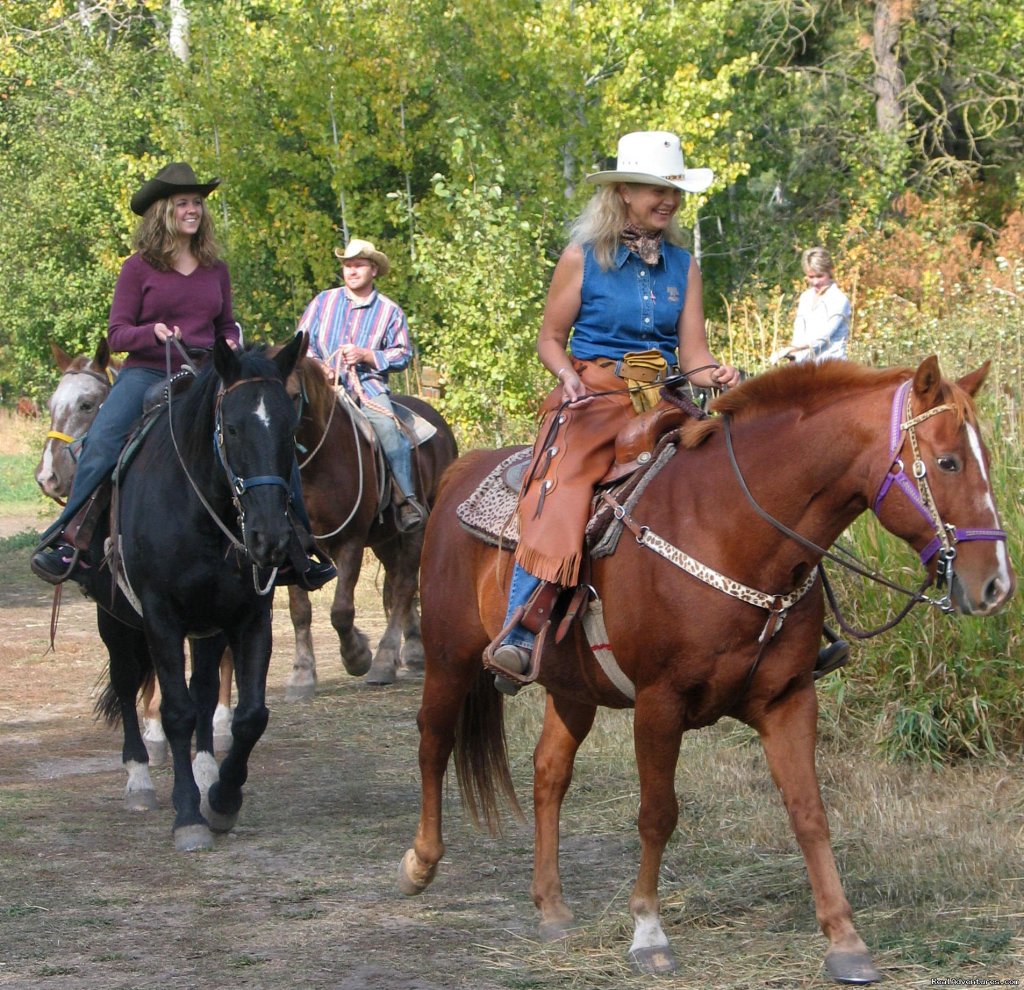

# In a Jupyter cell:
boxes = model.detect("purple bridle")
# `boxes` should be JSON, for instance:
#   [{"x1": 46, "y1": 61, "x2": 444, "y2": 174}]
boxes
[{"x1": 872, "y1": 379, "x2": 1007, "y2": 588}]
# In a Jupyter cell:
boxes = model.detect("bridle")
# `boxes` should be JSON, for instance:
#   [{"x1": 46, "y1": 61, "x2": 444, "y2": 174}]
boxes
[
  {"x1": 45, "y1": 363, "x2": 117, "y2": 452},
  {"x1": 162, "y1": 337, "x2": 293, "y2": 595},
  {"x1": 872, "y1": 378, "x2": 1006, "y2": 603},
  {"x1": 722, "y1": 376, "x2": 1008, "y2": 627}
]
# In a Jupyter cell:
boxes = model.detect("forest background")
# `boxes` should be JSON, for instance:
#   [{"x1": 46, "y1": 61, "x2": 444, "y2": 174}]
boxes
[{"x1": 0, "y1": 0, "x2": 1022, "y2": 761}]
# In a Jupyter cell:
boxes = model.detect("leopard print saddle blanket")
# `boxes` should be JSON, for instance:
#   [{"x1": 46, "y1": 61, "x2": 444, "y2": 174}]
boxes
[{"x1": 455, "y1": 438, "x2": 679, "y2": 559}]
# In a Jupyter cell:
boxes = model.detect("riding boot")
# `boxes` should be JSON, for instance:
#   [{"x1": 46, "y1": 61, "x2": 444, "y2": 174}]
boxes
[
  {"x1": 30, "y1": 481, "x2": 109, "y2": 585},
  {"x1": 814, "y1": 624, "x2": 850, "y2": 680},
  {"x1": 273, "y1": 512, "x2": 337, "y2": 591}
]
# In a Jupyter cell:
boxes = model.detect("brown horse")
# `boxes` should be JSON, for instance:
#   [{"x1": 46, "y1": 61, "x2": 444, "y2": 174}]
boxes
[
  {"x1": 398, "y1": 356, "x2": 1014, "y2": 983},
  {"x1": 283, "y1": 358, "x2": 458, "y2": 694}
]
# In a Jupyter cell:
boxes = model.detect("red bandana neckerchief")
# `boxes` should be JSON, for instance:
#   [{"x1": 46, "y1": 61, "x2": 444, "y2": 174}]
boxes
[{"x1": 621, "y1": 223, "x2": 663, "y2": 265}]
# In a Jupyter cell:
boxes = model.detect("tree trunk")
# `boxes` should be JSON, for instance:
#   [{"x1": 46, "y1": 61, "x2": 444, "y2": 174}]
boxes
[
  {"x1": 169, "y1": 0, "x2": 190, "y2": 64},
  {"x1": 872, "y1": 0, "x2": 907, "y2": 134}
]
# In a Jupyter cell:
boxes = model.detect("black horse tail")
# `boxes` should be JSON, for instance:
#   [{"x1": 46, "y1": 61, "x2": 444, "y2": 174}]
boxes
[
  {"x1": 93, "y1": 666, "x2": 155, "y2": 726},
  {"x1": 453, "y1": 666, "x2": 524, "y2": 834}
]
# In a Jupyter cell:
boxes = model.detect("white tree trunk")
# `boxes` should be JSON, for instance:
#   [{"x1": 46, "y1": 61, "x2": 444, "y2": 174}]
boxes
[{"x1": 169, "y1": 0, "x2": 190, "y2": 64}]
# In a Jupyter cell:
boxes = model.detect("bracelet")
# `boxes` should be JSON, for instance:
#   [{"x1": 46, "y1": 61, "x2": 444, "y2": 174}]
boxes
[{"x1": 556, "y1": 367, "x2": 570, "y2": 381}]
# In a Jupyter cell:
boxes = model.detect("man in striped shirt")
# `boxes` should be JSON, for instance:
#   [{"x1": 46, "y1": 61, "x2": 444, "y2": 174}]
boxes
[{"x1": 299, "y1": 239, "x2": 427, "y2": 532}]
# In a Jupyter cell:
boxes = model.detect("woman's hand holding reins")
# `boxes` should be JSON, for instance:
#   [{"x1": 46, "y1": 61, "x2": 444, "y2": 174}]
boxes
[{"x1": 154, "y1": 322, "x2": 181, "y2": 344}]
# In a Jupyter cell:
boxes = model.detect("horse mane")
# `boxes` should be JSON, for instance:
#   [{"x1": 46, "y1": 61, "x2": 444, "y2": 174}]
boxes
[
  {"x1": 292, "y1": 357, "x2": 336, "y2": 432},
  {"x1": 679, "y1": 359, "x2": 975, "y2": 449}
]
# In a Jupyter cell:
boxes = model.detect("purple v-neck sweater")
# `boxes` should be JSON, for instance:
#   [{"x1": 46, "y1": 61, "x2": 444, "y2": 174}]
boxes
[{"x1": 108, "y1": 252, "x2": 239, "y2": 370}]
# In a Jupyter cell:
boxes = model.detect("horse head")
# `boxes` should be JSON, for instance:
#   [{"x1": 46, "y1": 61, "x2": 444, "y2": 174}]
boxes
[
  {"x1": 870, "y1": 355, "x2": 1013, "y2": 617},
  {"x1": 36, "y1": 338, "x2": 117, "y2": 501},
  {"x1": 209, "y1": 334, "x2": 304, "y2": 569}
]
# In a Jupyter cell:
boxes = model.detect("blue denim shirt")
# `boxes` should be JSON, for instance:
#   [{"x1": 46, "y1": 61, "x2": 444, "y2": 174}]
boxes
[{"x1": 569, "y1": 241, "x2": 691, "y2": 366}]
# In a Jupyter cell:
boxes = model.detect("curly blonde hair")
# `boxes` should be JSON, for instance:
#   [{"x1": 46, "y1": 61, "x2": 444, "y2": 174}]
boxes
[
  {"x1": 133, "y1": 195, "x2": 221, "y2": 271},
  {"x1": 569, "y1": 184, "x2": 687, "y2": 269}
]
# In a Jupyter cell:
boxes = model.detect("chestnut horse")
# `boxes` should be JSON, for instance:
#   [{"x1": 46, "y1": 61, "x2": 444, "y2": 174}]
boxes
[
  {"x1": 399, "y1": 357, "x2": 1014, "y2": 983},
  {"x1": 282, "y1": 358, "x2": 458, "y2": 695}
]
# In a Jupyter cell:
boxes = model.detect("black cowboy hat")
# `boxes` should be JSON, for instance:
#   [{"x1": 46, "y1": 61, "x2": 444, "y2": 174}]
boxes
[{"x1": 130, "y1": 162, "x2": 222, "y2": 216}]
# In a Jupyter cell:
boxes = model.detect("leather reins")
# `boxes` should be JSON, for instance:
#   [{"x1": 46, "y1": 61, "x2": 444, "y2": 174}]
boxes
[{"x1": 722, "y1": 377, "x2": 1008, "y2": 637}]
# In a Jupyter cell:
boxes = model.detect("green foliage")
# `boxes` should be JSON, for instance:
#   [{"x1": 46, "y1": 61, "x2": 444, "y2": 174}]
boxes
[{"x1": 412, "y1": 126, "x2": 553, "y2": 445}]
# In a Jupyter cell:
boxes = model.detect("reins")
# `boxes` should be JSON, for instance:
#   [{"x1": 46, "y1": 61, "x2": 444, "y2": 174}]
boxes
[
  {"x1": 162, "y1": 337, "x2": 289, "y2": 594},
  {"x1": 721, "y1": 376, "x2": 1007, "y2": 636}
]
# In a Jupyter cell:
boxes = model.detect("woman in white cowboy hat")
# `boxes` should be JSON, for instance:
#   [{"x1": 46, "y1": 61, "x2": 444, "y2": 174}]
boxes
[
  {"x1": 32, "y1": 161, "x2": 335, "y2": 591},
  {"x1": 488, "y1": 130, "x2": 741, "y2": 690}
]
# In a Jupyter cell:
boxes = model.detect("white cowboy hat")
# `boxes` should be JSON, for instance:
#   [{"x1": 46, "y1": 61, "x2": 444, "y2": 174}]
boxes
[
  {"x1": 333, "y1": 238, "x2": 390, "y2": 277},
  {"x1": 586, "y1": 131, "x2": 714, "y2": 194}
]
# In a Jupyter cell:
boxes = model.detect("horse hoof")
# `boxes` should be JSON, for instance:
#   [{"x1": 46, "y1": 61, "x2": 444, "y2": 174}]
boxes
[
  {"x1": 342, "y1": 655, "x2": 373, "y2": 677},
  {"x1": 124, "y1": 788, "x2": 158, "y2": 812},
  {"x1": 825, "y1": 950, "x2": 881, "y2": 984},
  {"x1": 213, "y1": 731, "x2": 232, "y2": 756},
  {"x1": 365, "y1": 661, "x2": 397, "y2": 686},
  {"x1": 145, "y1": 738, "x2": 168, "y2": 766},
  {"x1": 538, "y1": 918, "x2": 579, "y2": 942},
  {"x1": 398, "y1": 848, "x2": 436, "y2": 896},
  {"x1": 284, "y1": 681, "x2": 316, "y2": 702},
  {"x1": 628, "y1": 945, "x2": 677, "y2": 975},
  {"x1": 174, "y1": 824, "x2": 214, "y2": 852},
  {"x1": 204, "y1": 806, "x2": 238, "y2": 834}
]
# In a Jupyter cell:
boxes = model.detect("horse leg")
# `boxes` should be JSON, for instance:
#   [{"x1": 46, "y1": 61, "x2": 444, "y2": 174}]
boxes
[
  {"x1": 97, "y1": 609, "x2": 157, "y2": 812},
  {"x1": 398, "y1": 656, "x2": 481, "y2": 896},
  {"x1": 145, "y1": 616, "x2": 212, "y2": 852},
  {"x1": 626, "y1": 694, "x2": 686, "y2": 974},
  {"x1": 213, "y1": 647, "x2": 234, "y2": 753},
  {"x1": 753, "y1": 686, "x2": 881, "y2": 984},
  {"x1": 188, "y1": 635, "x2": 223, "y2": 806},
  {"x1": 284, "y1": 585, "x2": 318, "y2": 701},
  {"x1": 141, "y1": 672, "x2": 167, "y2": 766},
  {"x1": 330, "y1": 543, "x2": 372, "y2": 677},
  {"x1": 206, "y1": 612, "x2": 273, "y2": 835},
  {"x1": 365, "y1": 540, "x2": 419, "y2": 685},
  {"x1": 532, "y1": 693, "x2": 597, "y2": 941}
]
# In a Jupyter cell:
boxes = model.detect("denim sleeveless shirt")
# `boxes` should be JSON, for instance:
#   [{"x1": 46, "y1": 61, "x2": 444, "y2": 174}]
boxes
[{"x1": 568, "y1": 241, "x2": 691, "y2": 366}]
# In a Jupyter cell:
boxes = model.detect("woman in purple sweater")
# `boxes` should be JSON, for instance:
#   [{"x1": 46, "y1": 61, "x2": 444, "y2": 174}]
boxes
[{"x1": 32, "y1": 162, "x2": 334, "y2": 590}]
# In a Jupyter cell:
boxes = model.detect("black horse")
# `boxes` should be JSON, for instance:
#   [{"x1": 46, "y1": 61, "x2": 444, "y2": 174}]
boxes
[{"x1": 85, "y1": 335, "x2": 304, "y2": 851}]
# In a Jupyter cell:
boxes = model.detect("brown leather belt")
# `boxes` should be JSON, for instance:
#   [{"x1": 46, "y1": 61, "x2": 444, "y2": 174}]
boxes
[{"x1": 592, "y1": 357, "x2": 679, "y2": 384}]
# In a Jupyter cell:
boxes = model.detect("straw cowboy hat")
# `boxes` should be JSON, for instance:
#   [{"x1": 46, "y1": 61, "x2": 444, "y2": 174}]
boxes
[
  {"x1": 130, "y1": 162, "x2": 222, "y2": 216},
  {"x1": 586, "y1": 131, "x2": 714, "y2": 194},
  {"x1": 334, "y1": 238, "x2": 391, "y2": 278}
]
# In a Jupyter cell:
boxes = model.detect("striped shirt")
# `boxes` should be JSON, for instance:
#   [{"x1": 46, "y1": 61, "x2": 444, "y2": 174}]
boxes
[{"x1": 298, "y1": 286, "x2": 412, "y2": 398}]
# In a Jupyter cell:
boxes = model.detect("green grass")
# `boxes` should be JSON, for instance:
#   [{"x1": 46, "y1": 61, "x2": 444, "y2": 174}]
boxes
[{"x1": 0, "y1": 451, "x2": 40, "y2": 503}]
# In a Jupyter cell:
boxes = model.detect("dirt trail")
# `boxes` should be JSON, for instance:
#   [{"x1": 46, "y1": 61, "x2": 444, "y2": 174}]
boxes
[{"x1": 0, "y1": 564, "x2": 541, "y2": 990}]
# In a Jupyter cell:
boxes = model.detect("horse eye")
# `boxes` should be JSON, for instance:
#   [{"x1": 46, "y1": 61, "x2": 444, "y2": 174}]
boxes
[
  {"x1": 79, "y1": 400, "x2": 95, "y2": 413},
  {"x1": 226, "y1": 424, "x2": 239, "y2": 438},
  {"x1": 936, "y1": 454, "x2": 960, "y2": 473}
]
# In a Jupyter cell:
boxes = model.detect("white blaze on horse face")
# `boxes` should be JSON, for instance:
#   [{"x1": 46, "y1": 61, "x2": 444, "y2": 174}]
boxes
[
  {"x1": 965, "y1": 422, "x2": 1013, "y2": 583},
  {"x1": 253, "y1": 394, "x2": 272, "y2": 430}
]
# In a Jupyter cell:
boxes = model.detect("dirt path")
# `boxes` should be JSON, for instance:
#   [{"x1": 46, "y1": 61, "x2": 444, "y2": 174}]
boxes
[{"x1": 0, "y1": 558, "x2": 545, "y2": 990}]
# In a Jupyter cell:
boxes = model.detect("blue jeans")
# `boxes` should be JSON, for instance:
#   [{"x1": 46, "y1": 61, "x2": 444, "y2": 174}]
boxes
[
  {"x1": 502, "y1": 563, "x2": 541, "y2": 650},
  {"x1": 363, "y1": 393, "x2": 416, "y2": 499}
]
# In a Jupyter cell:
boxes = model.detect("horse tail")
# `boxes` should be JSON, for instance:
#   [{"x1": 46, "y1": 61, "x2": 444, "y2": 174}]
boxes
[
  {"x1": 453, "y1": 666, "x2": 524, "y2": 834},
  {"x1": 92, "y1": 665, "x2": 155, "y2": 727}
]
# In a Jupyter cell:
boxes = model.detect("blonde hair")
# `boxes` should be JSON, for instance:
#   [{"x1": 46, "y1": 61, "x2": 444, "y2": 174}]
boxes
[
  {"x1": 133, "y1": 194, "x2": 221, "y2": 270},
  {"x1": 801, "y1": 246, "x2": 834, "y2": 277},
  {"x1": 569, "y1": 184, "x2": 687, "y2": 269}
]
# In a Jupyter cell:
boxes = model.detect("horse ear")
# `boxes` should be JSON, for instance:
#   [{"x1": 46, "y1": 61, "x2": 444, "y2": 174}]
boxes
[
  {"x1": 213, "y1": 336, "x2": 241, "y2": 384},
  {"x1": 95, "y1": 337, "x2": 110, "y2": 371},
  {"x1": 912, "y1": 355, "x2": 942, "y2": 406},
  {"x1": 273, "y1": 332, "x2": 304, "y2": 380},
  {"x1": 956, "y1": 360, "x2": 990, "y2": 397},
  {"x1": 52, "y1": 342, "x2": 72, "y2": 372}
]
